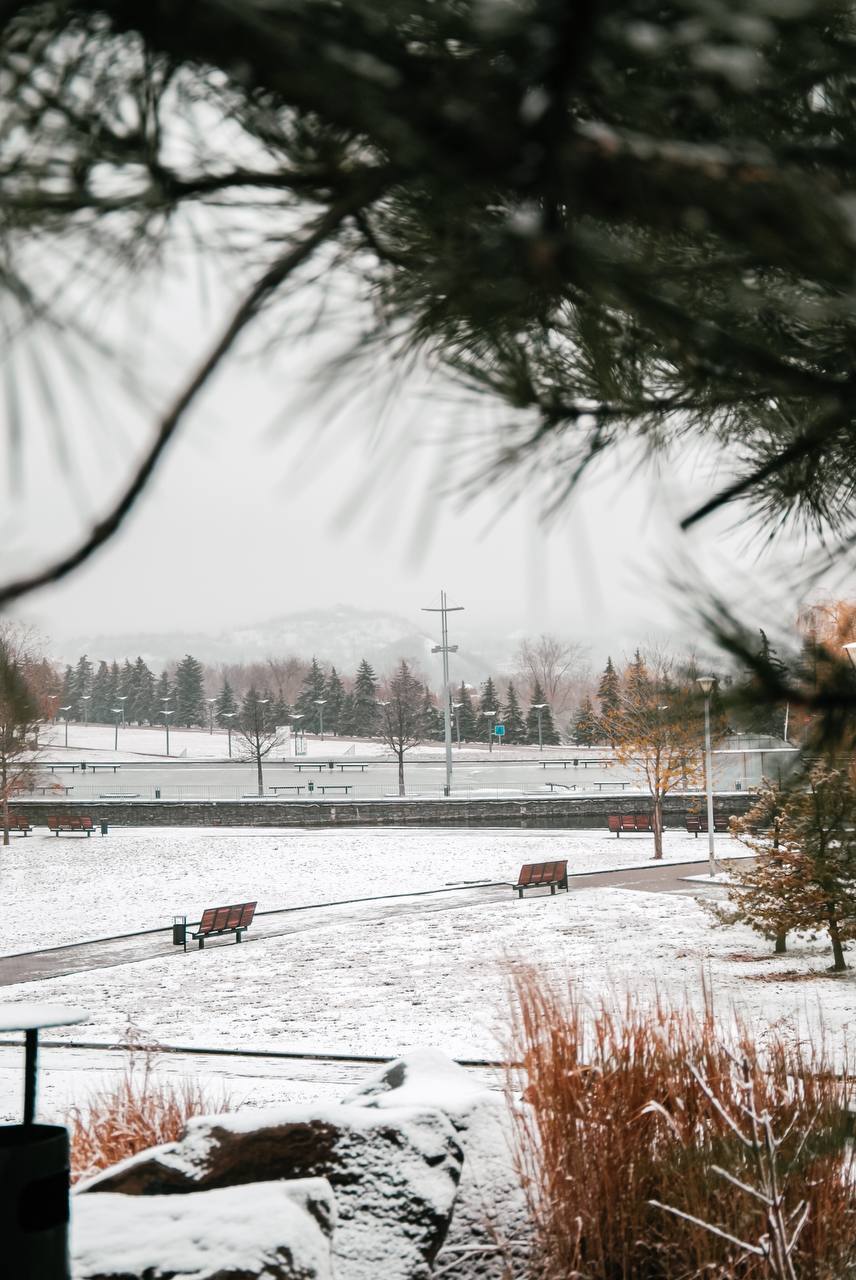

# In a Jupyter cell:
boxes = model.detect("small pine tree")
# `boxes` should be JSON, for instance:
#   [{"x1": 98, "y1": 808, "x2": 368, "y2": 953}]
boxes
[
  {"x1": 72, "y1": 654, "x2": 94, "y2": 720},
  {"x1": 526, "y1": 680, "x2": 559, "y2": 746},
  {"x1": 155, "y1": 670, "x2": 173, "y2": 718},
  {"x1": 627, "y1": 649, "x2": 650, "y2": 695},
  {"x1": 325, "y1": 667, "x2": 345, "y2": 736},
  {"x1": 215, "y1": 677, "x2": 238, "y2": 725},
  {"x1": 174, "y1": 654, "x2": 206, "y2": 726},
  {"x1": 352, "y1": 659, "x2": 379, "y2": 737},
  {"x1": 597, "y1": 657, "x2": 620, "y2": 721},
  {"x1": 725, "y1": 765, "x2": 856, "y2": 971},
  {"x1": 454, "y1": 683, "x2": 477, "y2": 741},
  {"x1": 420, "y1": 685, "x2": 443, "y2": 740},
  {"x1": 90, "y1": 660, "x2": 113, "y2": 723},
  {"x1": 571, "y1": 694, "x2": 600, "y2": 746},
  {"x1": 128, "y1": 657, "x2": 156, "y2": 724},
  {"x1": 296, "y1": 656, "x2": 328, "y2": 730},
  {"x1": 337, "y1": 690, "x2": 356, "y2": 736},
  {"x1": 502, "y1": 681, "x2": 527, "y2": 745}
]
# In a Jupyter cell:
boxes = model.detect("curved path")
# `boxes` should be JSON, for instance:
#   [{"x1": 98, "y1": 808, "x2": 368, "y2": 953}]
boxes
[{"x1": 0, "y1": 859, "x2": 723, "y2": 988}]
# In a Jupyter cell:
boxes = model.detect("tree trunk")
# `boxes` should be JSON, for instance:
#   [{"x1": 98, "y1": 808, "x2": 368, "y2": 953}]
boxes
[
  {"x1": 828, "y1": 908, "x2": 847, "y2": 971},
  {"x1": 1, "y1": 761, "x2": 8, "y2": 848},
  {"x1": 398, "y1": 750, "x2": 405, "y2": 796},
  {"x1": 652, "y1": 794, "x2": 663, "y2": 860},
  {"x1": 256, "y1": 747, "x2": 264, "y2": 797},
  {"x1": 774, "y1": 932, "x2": 787, "y2": 954}
]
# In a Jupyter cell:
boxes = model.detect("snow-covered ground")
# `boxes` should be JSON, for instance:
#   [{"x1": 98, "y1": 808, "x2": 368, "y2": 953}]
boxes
[
  {"x1": 40, "y1": 722, "x2": 391, "y2": 762},
  {"x1": 2, "y1": 826, "x2": 737, "y2": 954},
  {"x1": 1, "y1": 824, "x2": 850, "y2": 1129}
]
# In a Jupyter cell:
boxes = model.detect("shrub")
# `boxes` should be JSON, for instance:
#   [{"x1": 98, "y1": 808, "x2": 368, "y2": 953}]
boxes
[
  {"x1": 510, "y1": 973, "x2": 855, "y2": 1280},
  {"x1": 68, "y1": 1054, "x2": 229, "y2": 1183}
]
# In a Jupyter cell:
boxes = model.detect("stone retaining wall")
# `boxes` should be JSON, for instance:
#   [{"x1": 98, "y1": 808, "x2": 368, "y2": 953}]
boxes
[{"x1": 10, "y1": 793, "x2": 754, "y2": 829}]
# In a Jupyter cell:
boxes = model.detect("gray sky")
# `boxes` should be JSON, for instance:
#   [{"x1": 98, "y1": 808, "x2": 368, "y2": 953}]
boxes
[{"x1": 1, "y1": 250, "x2": 819, "y2": 662}]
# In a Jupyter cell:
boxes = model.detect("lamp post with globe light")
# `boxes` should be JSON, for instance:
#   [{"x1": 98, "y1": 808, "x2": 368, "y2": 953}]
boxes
[
  {"x1": 531, "y1": 702, "x2": 547, "y2": 752},
  {"x1": 60, "y1": 706, "x2": 71, "y2": 748},
  {"x1": 696, "y1": 676, "x2": 717, "y2": 878}
]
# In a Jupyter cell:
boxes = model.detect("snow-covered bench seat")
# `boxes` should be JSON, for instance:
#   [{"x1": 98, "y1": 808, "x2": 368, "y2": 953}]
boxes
[
  {"x1": 191, "y1": 901, "x2": 257, "y2": 949},
  {"x1": 513, "y1": 861, "x2": 568, "y2": 899}
]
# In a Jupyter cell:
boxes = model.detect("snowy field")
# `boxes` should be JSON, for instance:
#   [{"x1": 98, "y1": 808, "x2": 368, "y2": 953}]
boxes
[
  {"x1": 2, "y1": 826, "x2": 736, "y2": 954},
  {"x1": 1, "y1": 823, "x2": 851, "y2": 1128}
]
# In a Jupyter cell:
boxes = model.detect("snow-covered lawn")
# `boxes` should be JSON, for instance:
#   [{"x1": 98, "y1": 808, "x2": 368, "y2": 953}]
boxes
[
  {"x1": 2, "y1": 826, "x2": 742, "y2": 954},
  {"x1": 3, "y1": 886, "x2": 853, "y2": 1089}
]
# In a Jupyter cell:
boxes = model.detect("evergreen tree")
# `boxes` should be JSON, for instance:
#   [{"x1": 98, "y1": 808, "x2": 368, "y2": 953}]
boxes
[
  {"x1": 128, "y1": 657, "x2": 156, "y2": 725},
  {"x1": 117, "y1": 660, "x2": 133, "y2": 722},
  {"x1": 337, "y1": 690, "x2": 356, "y2": 736},
  {"x1": 726, "y1": 765, "x2": 856, "y2": 971},
  {"x1": 479, "y1": 676, "x2": 499, "y2": 744},
  {"x1": 526, "y1": 680, "x2": 560, "y2": 746},
  {"x1": 420, "y1": 685, "x2": 443, "y2": 741},
  {"x1": 454, "y1": 682, "x2": 477, "y2": 742},
  {"x1": 325, "y1": 667, "x2": 345, "y2": 736},
  {"x1": 571, "y1": 694, "x2": 600, "y2": 747},
  {"x1": 71, "y1": 655, "x2": 93, "y2": 720},
  {"x1": 597, "y1": 658, "x2": 620, "y2": 721},
  {"x1": 295, "y1": 656, "x2": 328, "y2": 731},
  {"x1": 155, "y1": 670, "x2": 173, "y2": 719},
  {"x1": 627, "y1": 649, "x2": 650, "y2": 695},
  {"x1": 59, "y1": 665, "x2": 74, "y2": 717},
  {"x1": 352, "y1": 659, "x2": 379, "y2": 737},
  {"x1": 174, "y1": 654, "x2": 205, "y2": 726},
  {"x1": 502, "y1": 681, "x2": 527, "y2": 745},
  {"x1": 90, "y1": 660, "x2": 113, "y2": 722},
  {"x1": 743, "y1": 630, "x2": 789, "y2": 738},
  {"x1": 215, "y1": 677, "x2": 238, "y2": 726}
]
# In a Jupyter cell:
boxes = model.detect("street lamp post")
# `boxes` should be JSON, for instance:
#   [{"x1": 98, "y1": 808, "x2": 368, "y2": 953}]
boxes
[
  {"x1": 696, "y1": 676, "x2": 717, "y2": 878},
  {"x1": 81, "y1": 694, "x2": 90, "y2": 724},
  {"x1": 222, "y1": 711, "x2": 237, "y2": 758},
  {"x1": 161, "y1": 698, "x2": 173, "y2": 756},
  {"x1": 422, "y1": 590, "x2": 465, "y2": 797},
  {"x1": 207, "y1": 698, "x2": 217, "y2": 735},
  {"x1": 531, "y1": 703, "x2": 547, "y2": 751},
  {"x1": 117, "y1": 695, "x2": 128, "y2": 727},
  {"x1": 59, "y1": 707, "x2": 71, "y2": 748},
  {"x1": 451, "y1": 702, "x2": 462, "y2": 748},
  {"x1": 290, "y1": 713, "x2": 304, "y2": 756},
  {"x1": 314, "y1": 698, "x2": 327, "y2": 739},
  {"x1": 482, "y1": 709, "x2": 495, "y2": 753},
  {"x1": 111, "y1": 708, "x2": 122, "y2": 751}
]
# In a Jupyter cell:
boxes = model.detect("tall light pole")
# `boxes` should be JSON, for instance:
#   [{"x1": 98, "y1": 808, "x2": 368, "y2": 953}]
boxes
[
  {"x1": 81, "y1": 693, "x2": 90, "y2": 724},
  {"x1": 451, "y1": 702, "x2": 462, "y2": 748},
  {"x1": 482, "y1": 709, "x2": 496, "y2": 753},
  {"x1": 222, "y1": 711, "x2": 237, "y2": 757},
  {"x1": 161, "y1": 698, "x2": 173, "y2": 756},
  {"x1": 696, "y1": 676, "x2": 717, "y2": 878},
  {"x1": 117, "y1": 694, "x2": 128, "y2": 726},
  {"x1": 207, "y1": 697, "x2": 217, "y2": 734},
  {"x1": 314, "y1": 698, "x2": 327, "y2": 739},
  {"x1": 422, "y1": 589, "x2": 465, "y2": 796},
  {"x1": 60, "y1": 706, "x2": 71, "y2": 748},
  {"x1": 532, "y1": 702, "x2": 547, "y2": 751},
  {"x1": 111, "y1": 707, "x2": 122, "y2": 751}
]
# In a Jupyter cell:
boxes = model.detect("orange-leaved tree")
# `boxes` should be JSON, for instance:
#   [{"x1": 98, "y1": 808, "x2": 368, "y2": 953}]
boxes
[{"x1": 602, "y1": 654, "x2": 711, "y2": 859}]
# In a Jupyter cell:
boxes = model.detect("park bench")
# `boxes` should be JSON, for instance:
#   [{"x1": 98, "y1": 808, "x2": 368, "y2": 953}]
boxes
[
  {"x1": 685, "y1": 816, "x2": 730, "y2": 836},
  {"x1": 607, "y1": 814, "x2": 652, "y2": 836},
  {"x1": 47, "y1": 814, "x2": 104, "y2": 837},
  {"x1": 5, "y1": 814, "x2": 31, "y2": 835},
  {"x1": 191, "y1": 901, "x2": 257, "y2": 949},
  {"x1": 513, "y1": 860, "x2": 569, "y2": 899},
  {"x1": 270, "y1": 785, "x2": 304, "y2": 795}
]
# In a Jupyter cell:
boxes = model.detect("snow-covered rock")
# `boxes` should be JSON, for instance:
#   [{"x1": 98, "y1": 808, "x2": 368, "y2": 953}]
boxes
[
  {"x1": 80, "y1": 1103, "x2": 464, "y2": 1280},
  {"x1": 72, "y1": 1178, "x2": 335, "y2": 1279},
  {"x1": 345, "y1": 1050, "x2": 529, "y2": 1279}
]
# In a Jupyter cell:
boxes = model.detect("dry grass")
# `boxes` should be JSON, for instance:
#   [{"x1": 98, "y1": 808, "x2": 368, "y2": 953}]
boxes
[
  {"x1": 510, "y1": 974, "x2": 856, "y2": 1280},
  {"x1": 68, "y1": 1054, "x2": 230, "y2": 1183}
]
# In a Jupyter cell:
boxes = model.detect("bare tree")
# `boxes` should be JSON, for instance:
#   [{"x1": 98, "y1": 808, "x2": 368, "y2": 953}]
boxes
[
  {"x1": 378, "y1": 660, "x2": 424, "y2": 797},
  {"x1": 231, "y1": 688, "x2": 283, "y2": 797},
  {"x1": 0, "y1": 631, "x2": 44, "y2": 846},
  {"x1": 515, "y1": 635, "x2": 590, "y2": 722}
]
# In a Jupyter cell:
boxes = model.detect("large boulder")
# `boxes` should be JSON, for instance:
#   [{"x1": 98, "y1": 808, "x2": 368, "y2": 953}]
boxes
[
  {"x1": 80, "y1": 1102, "x2": 464, "y2": 1280},
  {"x1": 345, "y1": 1050, "x2": 529, "y2": 1280},
  {"x1": 72, "y1": 1178, "x2": 335, "y2": 1279}
]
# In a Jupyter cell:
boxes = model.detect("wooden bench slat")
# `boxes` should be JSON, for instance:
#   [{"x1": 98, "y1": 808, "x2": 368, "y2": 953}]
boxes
[{"x1": 514, "y1": 860, "x2": 568, "y2": 898}]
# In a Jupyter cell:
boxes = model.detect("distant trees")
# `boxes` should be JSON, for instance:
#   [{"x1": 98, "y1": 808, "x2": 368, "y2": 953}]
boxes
[
  {"x1": 570, "y1": 695, "x2": 600, "y2": 747},
  {"x1": 174, "y1": 654, "x2": 206, "y2": 726},
  {"x1": 378, "y1": 660, "x2": 424, "y2": 796},
  {"x1": 526, "y1": 680, "x2": 560, "y2": 748},
  {"x1": 515, "y1": 635, "x2": 589, "y2": 724},
  {"x1": 726, "y1": 766, "x2": 856, "y2": 971}
]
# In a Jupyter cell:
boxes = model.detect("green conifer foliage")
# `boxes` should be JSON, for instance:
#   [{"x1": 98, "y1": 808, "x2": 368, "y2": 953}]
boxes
[
  {"x1": 174, "y1": 654, "x2": 205, "y2": 726},
  {"x1": 296, "y1": 657, "x2": 328, "y2": 730},
  {"x1": 502, "y1": 681, "x2": 527, "y2": 745},
  {"x1": 454, "y1": 683, "x2": 477, "y2": 741},
  {"x1": 597, "y1": 658, "x2": 620, "y2": 721},
  {"x1": 571, "y1": 694, "x2": 600, "y2": 746},
  {"x1": 325, "y1": 667, "x2": 345, "y2": 735},
  {"x1": 352, "y1": 659, "x2": 379, "y2": 737},
  {"x1": 215, "y1": 677, "x2": 238, "y2": 725},
  {"x1": 526, "y1": 680, "x2": 560, "y2": 746}
]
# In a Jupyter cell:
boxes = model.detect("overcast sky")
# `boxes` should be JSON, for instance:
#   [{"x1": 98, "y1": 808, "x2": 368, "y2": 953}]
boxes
[{"x1": 0, "y1": 246, "x2": 820, "y2": 663}]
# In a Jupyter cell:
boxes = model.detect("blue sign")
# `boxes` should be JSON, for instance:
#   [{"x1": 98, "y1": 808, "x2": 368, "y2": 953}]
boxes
[{"x1": 494, "y1": 724, "x2": 505, "y2": 736}]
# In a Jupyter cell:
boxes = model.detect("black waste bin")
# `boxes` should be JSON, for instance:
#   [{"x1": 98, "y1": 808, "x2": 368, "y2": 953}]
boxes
[
  {"x1": 173, "y1": 915, "x2": 187, "y2": 950},
  {"x1": 0, "y1": 1124, "x2": 70, "y2": 1279},
  {"x1": 100, "y1": 820, "x2": 109, "y2": 836}
]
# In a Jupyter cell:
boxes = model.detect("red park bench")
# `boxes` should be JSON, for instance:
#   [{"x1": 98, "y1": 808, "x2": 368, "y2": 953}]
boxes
[
  {"x1": 5, "y1": 814, "x2": 32, "y2": 836},
  {"x1": 686, "y1": 815, "x2": 730, "y2": 836},
  {"x1": 513, "y1": 861, "x2": 569, "y2": 899},
  {"x1": 47, "y1": 815, "x2": 105, "y2": 837},
  {"x1": 191, "y1": 901, "x2": 257, "y2": 949},
  {"x1": 607, "y1": 814, "x2": 651, "y2": 836}
]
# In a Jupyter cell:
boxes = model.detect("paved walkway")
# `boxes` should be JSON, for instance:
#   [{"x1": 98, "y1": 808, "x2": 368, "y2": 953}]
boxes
[{"x1": 0, "y1": 860, "x2": 724, "y2": 988}]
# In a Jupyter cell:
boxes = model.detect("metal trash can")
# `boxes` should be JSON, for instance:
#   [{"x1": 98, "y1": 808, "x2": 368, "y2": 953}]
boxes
[
  {"x1": 0, "y1": 1124, "x2": 70, "y2": 1278},
  {"x1": 100, "y1": 821, "x2": 109, "y2": 836},
  {"x1": 172, "y1": 915, "x2": 187, "y2": 951}
]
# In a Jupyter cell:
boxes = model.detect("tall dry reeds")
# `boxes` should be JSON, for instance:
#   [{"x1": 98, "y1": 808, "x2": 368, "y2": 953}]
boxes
[
  {"x1": 510, "y1": 974, "x2": 855, "y2": 1280},
  {"x1": 68, "y1": 1054, "x2": 229, "y2": 1183}
]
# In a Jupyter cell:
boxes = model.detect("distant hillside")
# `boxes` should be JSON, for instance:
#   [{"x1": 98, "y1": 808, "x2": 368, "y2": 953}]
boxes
[{"x1": 48, "y1": 604, "x2": 505, "y2": 682}]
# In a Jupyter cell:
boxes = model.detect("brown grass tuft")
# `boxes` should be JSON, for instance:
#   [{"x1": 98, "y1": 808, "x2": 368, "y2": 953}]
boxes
[
  {"x1": 68, "y1": 1055, "x2": 230, "y2": 1183},
  {"x1": 510, "y1": 973, "x2": 856, "y2": 1280}
]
